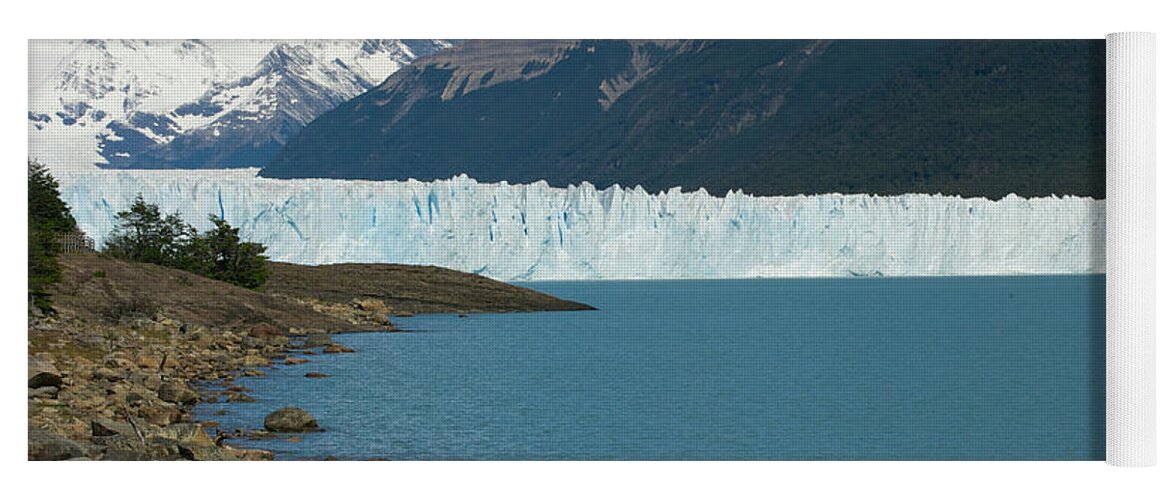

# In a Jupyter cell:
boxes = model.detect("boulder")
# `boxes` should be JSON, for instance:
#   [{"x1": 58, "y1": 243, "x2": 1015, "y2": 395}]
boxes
[
  {"x1": 148, "y1": 423, "x2": 217, "y2": 447},
  {"x1": 157, "y1": 380, "x2": 198, "y2": 405},
  {"x1": 28, "y1": 427, "x2": 89, "y2": 460},
  {"x1": 105, "y1": 355, "x2": 136, "y2": 369},
  {"x1": 180, "y1": 445, "x2": 239, "y2": 461},
  {"x1": 304, "y1": 333, "x2": 333, "y2": 348},
  {"x1": 249, "y1": 323, "x2": 282, "y2": 338},
  {"x1": 29, "y1": 386, "x2": 59, "y2": 399},
  {"x1": 195, "y1": 336, "x2": 215, "y2": 349},
  {"x1": 284, "y1": 357, "x2": 309, "y2": 365},
  {"x1": 28, "y1": 356, "x2": 63, "y2": 388},
  {"x1": 226, "y1": 392, "x2": 256, "y2": 403},
  {"x1": 96, "y1": 433, "x2": 189, "y2": 461},
  {"x1": 232, "y1": 448, "x2": 274, "y2": 461},
  {"x1": 134, "y1": 353, "x2": 180, "y2": 370},
  {"x1": 140, "y1": 373, "x2": 163, "y2": 391},
  {"x1": 241, "y1": 355, "x2": 270, "y2": 367},
  {"x1": 351, "y1": 298, "x2": 388, "y2": 311},
  {"x1": 134, "y1": 353, "x2": 162, "y2": 369},
  {"x1": 92, "y1": 367, "x2": 125, "y2": 382},
  {"x1": 248, "y1": 430, "x2": 276, "y2": 439},
  {"x1": 100, "y1": 447, "x2": 156, "y2": 461},
  {"x1": 304, "y1": 372, "x2": 330, "y2": 379},
  {"x1": 139, "y1": 406, "x2": 182, "y2": 427},
  {"x1": 323, "y1": 345, "x2": 355, "y2": 354},
  {"x1": 91, "y1": 418, "x2": 136, "y2": 438},
  {"x1": 264, "y1": 407, "x2": 318, "y2": 433}
]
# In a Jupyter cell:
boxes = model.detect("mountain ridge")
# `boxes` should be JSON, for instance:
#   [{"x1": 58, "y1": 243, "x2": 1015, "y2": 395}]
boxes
[{"x1": 264, "y1": 39, "x2": 1105, "y2": 199}]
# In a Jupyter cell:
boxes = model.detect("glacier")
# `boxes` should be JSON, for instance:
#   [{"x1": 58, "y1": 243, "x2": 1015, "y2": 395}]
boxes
[{"x1": 58, "y1": 169, "x2": 1105, "y2": 281}]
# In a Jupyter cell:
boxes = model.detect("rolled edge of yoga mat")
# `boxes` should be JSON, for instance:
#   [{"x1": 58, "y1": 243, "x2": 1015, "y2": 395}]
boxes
[{"x1": 1106, "y1": 31, "x2": 1157, "y2": 467}]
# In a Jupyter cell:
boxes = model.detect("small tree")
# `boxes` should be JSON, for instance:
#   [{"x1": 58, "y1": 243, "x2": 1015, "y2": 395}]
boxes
[
  {"x1": 102, "y1": 198, "x2": 270, "y2": 289},
  {"x1": 103, "y1": 195, "x2": 197, "y2": 268},
  {"x1": 28, "y1": 160, "x2": 77, "y2": 310},
  {"x1": 201, "y1": 215, "x2": 270, "y2": 289}
]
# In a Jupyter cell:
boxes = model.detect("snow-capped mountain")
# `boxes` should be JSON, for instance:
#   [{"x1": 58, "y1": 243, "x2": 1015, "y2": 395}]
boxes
[{"x1": 29, "y1": 39, "x2": 451, "y2": 172}]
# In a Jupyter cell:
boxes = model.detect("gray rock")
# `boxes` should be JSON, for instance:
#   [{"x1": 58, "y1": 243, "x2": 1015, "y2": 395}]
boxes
[
  {"x1": 140, "y1": 373, "x2": 163, "y2": 391},
  {"x1": 227, "y1": 392, "x2": 256, "y2": 403},
  {"x1": 28, "y1": 372, "x2": 63, "y2": 389},
  {"x1": 157, "y1": 380, "x2": 198, "y2": 405},
  {"x1": 304, "y1": 333, "x2": 333, "y2": 348},
  {"x1": 91, "y1": 418, "x2": 136, "y2": 438},
  {"x1": 28, "y1": 355, "x2": 63, "y2": 388},
  {"x1": 28, "y1": 427, "x2": 89, "y2": 460},
  {"x1": 264, "y1": 407, "x2": 318, "y2": 433},
  {"x1": 248, "y1": 429, "x2": 276, "y2": 440},
  {"x1": 100, "y1": 448, "x2": 155, "y2": 461},
  {"x1": 241, "y1": 336, "x2": 266, "y2": 349},
  {"x1": 29, "y1": 386, "x2": 59, "y2": 399},
  {"x1": 249, "y1": 323, "x2": 282, "y2": 338},
  {"x1": 96, "y1": 433, "x2": 191, "y2": 461},
  {"x1": 180, "y1": 445, "x2": 240, "y2": 461},
  {"x1": 147, "y1": 423, "x2": 216, "y2": 447},
  {"x1": 92, "y1": 367, "x2": 125, "y2": 382}
]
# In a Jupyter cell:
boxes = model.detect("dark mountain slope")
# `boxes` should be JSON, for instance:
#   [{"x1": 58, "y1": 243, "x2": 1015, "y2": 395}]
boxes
[
  {"x1": 265, "y1": 40, "x2": 683, "y2": 181},
  {"x1": 542, "y1": 40, "x2": 943, "y2": 192},
  {"x1": 263, "y1": 39, "x2": 1105, "y2": 199},
  {"x1": 722, "y1": 40, "x2": 1106, "y2": 198}
]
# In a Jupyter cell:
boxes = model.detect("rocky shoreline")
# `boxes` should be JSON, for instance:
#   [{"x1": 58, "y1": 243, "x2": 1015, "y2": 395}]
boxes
[
  {"x1": 28, "y1": 313, "x2": 355, "y2": 460},
  {"x1": 29, "y1": 254, "x2": 592, "y2": 460}
]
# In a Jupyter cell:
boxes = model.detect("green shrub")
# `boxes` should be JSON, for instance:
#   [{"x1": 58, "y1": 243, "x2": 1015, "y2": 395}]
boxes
[{"x1": 102, "y1": 197, "x2": 270, "y2": 289}]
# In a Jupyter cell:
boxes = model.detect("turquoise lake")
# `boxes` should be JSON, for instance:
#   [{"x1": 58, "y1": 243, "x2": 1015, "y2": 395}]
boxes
[{"x1": 197, "y1": 276, "x2": 1106, "y2": 460}]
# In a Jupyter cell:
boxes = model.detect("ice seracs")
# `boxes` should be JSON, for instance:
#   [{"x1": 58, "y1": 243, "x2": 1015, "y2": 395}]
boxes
[{"x1": 59, "y1": 170, "x2": 1105, "y2": 281}]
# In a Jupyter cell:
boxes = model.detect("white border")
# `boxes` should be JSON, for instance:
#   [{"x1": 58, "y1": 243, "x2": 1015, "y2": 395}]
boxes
[
  {"x1": 5, "y1": 1, "x2": 1169, "y2": 499},
  {"x1": 1107, "y1": 32, "x2": 1157, "y2": 467}
]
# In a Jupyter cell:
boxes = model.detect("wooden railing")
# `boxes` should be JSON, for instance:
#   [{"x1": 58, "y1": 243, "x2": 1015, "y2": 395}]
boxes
[{"x1": 59, "y1": 231, "x2": 95, "y2": 254}]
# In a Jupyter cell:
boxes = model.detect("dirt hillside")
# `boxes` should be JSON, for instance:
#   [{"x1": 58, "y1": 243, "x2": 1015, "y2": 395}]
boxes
[{"x1": 51, "y1": 254, "x2": 591, "y2": 334}]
